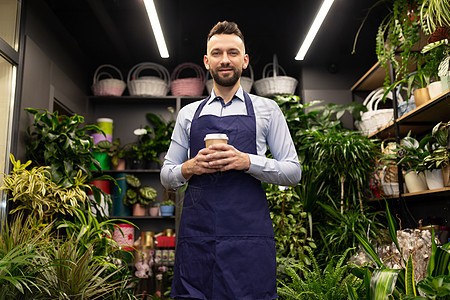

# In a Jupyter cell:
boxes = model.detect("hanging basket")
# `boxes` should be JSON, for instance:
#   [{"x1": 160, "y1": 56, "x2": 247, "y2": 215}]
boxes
[
  {"x1": 91, "y1": 64, "x2": 126, "y2": 96},
  {"x1": 170, "y1": 63, "x2": 205, "y2": 96},
  {"x1": 253, "y1": 55, "x2": 298, "y2": 97},
  {"x1": 127, "y1": 62, "x2": 170, "y2": 96},
  {"x1": 205, "y1": 64, "x2": 254, "y2": 94}
]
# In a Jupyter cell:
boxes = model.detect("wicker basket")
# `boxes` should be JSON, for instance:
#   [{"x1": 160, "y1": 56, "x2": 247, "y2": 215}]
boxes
[
  {"x1": 91, "y1": 64, "x2": 126, "y2": 96},
  {"x1": 253, "y1": 55, "x2": 298, "y2": 97},
  {"x1": 170, "y1": 63, "x2": 205, "y2": 96},
  {"x1": 205, "y1": 64, "x2": 254, "y2": 94},
  {"x1": 355, "y1": 87, "x2": 403, "y2": 135},
  {"x1": 127, "y1": 62, "x2": 170, "y2": 96}
]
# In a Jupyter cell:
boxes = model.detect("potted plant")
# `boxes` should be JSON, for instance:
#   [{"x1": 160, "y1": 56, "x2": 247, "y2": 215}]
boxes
[
  {"x1": 420, "y1": 0, "x2": 450, "y2": 38},
  {"x1": 1, "y1": 154, "x2": 89, "y2": 220},
  {"x1": 24, "y1": 108, "x2": 114, "y2": 218},
  {"x1": 122, "y1": 174, "x2": 157, "y2": 216},
  {"x1": 145, "y1": 108, "x2": 175, "y2": 166},
  {"x1": 149, "y1": 203, "x2": 160, "y2": 217},
  {"x1": 97, "y1": 138, "x2": 127, "y2": 170},
  {"x1": 420, "y1": 121, "x2": 450, "y2": 188},
  {"x1": 125, "y1": 128, "x2": 158, "y2": 169},
  {"x1": 396, "y1": 133, "x2": 433, "y2": 192},
  {"x1": 159, "y1": 200, "x2": 175, "y2": 216}
]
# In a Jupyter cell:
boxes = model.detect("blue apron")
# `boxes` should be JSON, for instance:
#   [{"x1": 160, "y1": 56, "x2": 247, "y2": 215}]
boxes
[{"x1": 171, "y1": 92, "x2": 277, "y2": 300}]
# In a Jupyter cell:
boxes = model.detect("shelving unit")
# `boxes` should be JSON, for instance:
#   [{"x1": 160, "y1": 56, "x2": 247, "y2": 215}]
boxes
[
  {"x1": 88, "y1": 95, "x2": 205, "y2": 236},
  {"x1": 352, "y1": 62, "x2": 450, "y2": 228}
]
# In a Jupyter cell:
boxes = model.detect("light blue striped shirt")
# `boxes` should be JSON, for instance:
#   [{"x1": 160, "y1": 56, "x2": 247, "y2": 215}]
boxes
[{"x1": 160, "y1": 87, "x2": 301, "y2": 190}]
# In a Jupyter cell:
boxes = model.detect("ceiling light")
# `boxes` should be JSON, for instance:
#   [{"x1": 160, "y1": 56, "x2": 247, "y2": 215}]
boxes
[
  {"x1": 143, "y1": 0, "x2": 169, "y2": 58},
  {"x1": 295, "y1": 0, "x2": 335, "y2": 61}
]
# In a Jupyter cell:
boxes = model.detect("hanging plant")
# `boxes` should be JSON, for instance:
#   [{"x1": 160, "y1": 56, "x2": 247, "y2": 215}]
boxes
[{"x1": 420, "y1": 0, "x2": 450, "y2": 36}]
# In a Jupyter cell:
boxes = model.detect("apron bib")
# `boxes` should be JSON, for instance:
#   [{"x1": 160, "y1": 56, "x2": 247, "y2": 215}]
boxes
[{"x1": 171, "y1": 92, "x2": 277, "y2": 300}]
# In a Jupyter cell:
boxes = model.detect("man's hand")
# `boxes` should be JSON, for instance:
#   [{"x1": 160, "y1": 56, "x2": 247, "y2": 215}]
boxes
[{"x1": 181, "y1": 144, "x2": 250, "y2": 180}]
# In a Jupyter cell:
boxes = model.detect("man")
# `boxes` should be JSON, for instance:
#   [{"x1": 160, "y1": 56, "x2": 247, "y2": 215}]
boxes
[{"x1": 161, "y1": 21, "x2": 301, "y2": 300}]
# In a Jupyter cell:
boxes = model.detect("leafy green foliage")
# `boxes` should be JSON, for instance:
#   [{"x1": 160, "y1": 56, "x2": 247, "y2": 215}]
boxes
[
  {"x1": 0, "y1": 214, "x2": 53, "y2": 299},
  {"x1": 277, "y1": 247, "x2": 364, "y2": 299},
  {"x1": 271, "y1": 95, "x2": 385, "y2": 265},
  {"x1": 1, "y1": 154, "x2": 88, "y2": 219},
  {"x1": 353, "y1": 200, "x2": 450, "y2": 299},
  {"x1": 266, "y1": 184, "x2": 316, "y2": 264},
  {"x1": 25, "y1": 108, "x2": 100, "y2": 187},
  {"x1": 145, "y1": 110, "x2": 175, "y2": 155},
  {"x1": 122, "y1": 174, "x2": 157, "y2": 206}
]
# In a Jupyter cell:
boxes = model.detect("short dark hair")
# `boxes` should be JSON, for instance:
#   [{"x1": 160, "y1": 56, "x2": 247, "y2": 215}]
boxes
[{"x1": 207, "y1": 21, "x2": 245, "y2": 45}]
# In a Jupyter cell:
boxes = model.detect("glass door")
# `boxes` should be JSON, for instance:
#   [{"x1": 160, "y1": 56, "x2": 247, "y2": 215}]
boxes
[{"x1": 0, "y1": 0, "x2": 21, "y2": 222}]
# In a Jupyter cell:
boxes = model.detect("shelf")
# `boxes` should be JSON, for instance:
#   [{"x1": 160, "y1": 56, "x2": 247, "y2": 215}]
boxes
[
  {"x1": 351, "y1": 62, "x2": 386, "y2": 92},
  {"x1": 89, "y1": 95, "x2": 204, "y2": 104},
  {"x1": 351, "y1": 56, "x2": 418, "y2": 92},
  {"x1": 110, "y1": 215, "x2": 175, "y2": 220},
  {"x1": 368, "y1": 187, "x2": 450, "y2": 202},
  {"x1": 368, "y1": 90, "x2": 450, "y2": 139},
  {"x1": 101, "y1": 169, "x2": 161, "y2": 174}
]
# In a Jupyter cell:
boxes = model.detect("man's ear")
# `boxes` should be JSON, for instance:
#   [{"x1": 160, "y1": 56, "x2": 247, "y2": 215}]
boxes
[
  {"x1": 243, "y1": 54, "x2": 249, "y2": 69},
  {"x1": 204, "y1": 55, "x2": 210, "y2": 70}
]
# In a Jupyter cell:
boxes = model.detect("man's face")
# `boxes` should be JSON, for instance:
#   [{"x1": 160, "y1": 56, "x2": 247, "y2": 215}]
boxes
[{"x1": 204, "y1": 34, "x2": 249, "y2": 87}]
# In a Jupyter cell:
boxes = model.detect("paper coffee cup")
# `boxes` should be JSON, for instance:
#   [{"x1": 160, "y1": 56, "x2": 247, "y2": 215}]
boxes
[{"x1": 204, "y1": 133, "x2": 228, "y2": 147}]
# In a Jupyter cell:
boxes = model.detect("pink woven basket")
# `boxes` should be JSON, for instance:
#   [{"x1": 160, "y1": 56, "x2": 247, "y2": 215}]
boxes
[
  {"x1": 170, "y1": 63, "x2": 205, "y2": 96},
  {"x1": 91, "y1": 64, "x2": 126, "y2": 96}
]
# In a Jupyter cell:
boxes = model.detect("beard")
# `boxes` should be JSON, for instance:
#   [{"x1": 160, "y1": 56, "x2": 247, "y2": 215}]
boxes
[{"x1": 210, "y1": 66, "x2": 242, "y2": 87}]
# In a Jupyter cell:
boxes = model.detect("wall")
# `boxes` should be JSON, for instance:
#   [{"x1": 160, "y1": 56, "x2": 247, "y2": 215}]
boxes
[{"x1": 16, "y1": 0, "x2": 90, "y2": 161}]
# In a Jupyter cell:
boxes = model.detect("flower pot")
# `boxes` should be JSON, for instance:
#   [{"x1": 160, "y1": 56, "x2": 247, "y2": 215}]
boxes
[
  {"x1": 404, "y1": 170, "x2": 428, "y2": 193},
  {"x1": 91, "y1": 151, "x2": 111, "y2": 170},
  {"x1": 128, "y1": 157, "x2": 146, "y2": 170},
  {"x1": 146, "y1": 159, "x2": 159, "y2": 170},
  {"x1": 112, "y1": 224, "x2": 135, "y2": 248},
  {"x1": 133, "y1": 203, "x2": 147, "y2": 216},
  {"x1": 440, "y1": 76, "x2": 450, "y2": 93},
  {"x1": 441, "y1": 165, "x2": 450, "y2": 187},
  {"x1": 149, "y1": 206, "x2": 159, "y2": 216},
  {"x1": 427, "y1": 81, "x2": 442, "y2": 99},
  {"x1": 90, "y1": 180, "x2": 111, "y2": 194},
  {"x1": 425, "y1": 169, "x2": 444, "y2": 190},
  {"x1": 413, "y1": 88, "x2": 430, "y2": 107},
  {"x1": 160, "y1": 205, "x2": 174, "y2": 216},
  {"x1": 112, "y1": 157, "x2": 126, "y2": 170},
  {"x1": 112, "y1": 172, "x2": 131, "y2": 216}
]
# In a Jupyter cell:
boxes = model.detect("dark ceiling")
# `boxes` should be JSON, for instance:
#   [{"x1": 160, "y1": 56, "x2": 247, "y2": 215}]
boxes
[{"x1": 42, "y1": 0, "x2": 389, "y2": 87}]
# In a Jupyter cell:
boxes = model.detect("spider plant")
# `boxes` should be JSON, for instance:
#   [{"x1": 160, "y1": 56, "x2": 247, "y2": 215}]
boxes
[
  {"x1": 0, "y1": 214, "x2": 53, "y2": 299},
  {"x1": 420, "y1": 0, "x2": 450, "y2": 36}
]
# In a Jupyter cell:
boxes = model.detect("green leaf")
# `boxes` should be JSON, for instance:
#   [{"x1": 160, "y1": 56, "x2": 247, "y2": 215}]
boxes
[
  {"x1": 370, "y1": 269, "x2": 400, "y2": 300},
  {"x1": 405, "y1": 254, "x2": 417, "y2": 295},
  {"x1": 355, "y1": 232, "x2": 383, "y2": 268}
]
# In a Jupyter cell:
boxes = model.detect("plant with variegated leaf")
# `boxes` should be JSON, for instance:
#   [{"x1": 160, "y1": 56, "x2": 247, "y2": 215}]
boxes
[{"x1": 1, "y1": 154, "x2": 88, "y2": 219}]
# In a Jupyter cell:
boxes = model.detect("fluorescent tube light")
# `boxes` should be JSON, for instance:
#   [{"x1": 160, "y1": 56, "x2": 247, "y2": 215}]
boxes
[
  {"x1": 295, "y1": 0, "x2": 335, "y2": 60},
  {"x1": 143, "y1": 0, "x2": 169, "y2": 58}
]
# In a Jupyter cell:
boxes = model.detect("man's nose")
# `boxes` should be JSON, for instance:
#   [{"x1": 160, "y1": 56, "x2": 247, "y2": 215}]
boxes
[{"x1": 220, "y1": 53, "x2": 231, "y2": 64}]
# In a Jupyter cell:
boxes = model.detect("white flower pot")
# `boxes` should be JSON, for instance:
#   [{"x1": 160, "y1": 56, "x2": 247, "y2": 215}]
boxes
[
  {"x1": 404, "y1": 171, "x2": 428, "y2": 193},
  {"x1": 440, "y1": 76, "x2": 450, "y2": 93},
  {"x1": 425, "y1": 169, "x2": 444, "y2": 190},
  {"x1": 427, "y1": 81, "x2": 442, "y2": 99}
]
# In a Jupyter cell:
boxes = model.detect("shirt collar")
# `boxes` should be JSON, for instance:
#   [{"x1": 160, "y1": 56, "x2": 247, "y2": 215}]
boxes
[{"x1": 207, "y1": 86, "x2": 245, "y2": 105}]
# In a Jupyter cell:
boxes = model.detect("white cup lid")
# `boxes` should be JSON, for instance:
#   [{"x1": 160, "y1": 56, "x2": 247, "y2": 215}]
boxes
[
  {"x1": 204, "y1": 133, "x2": 228, "y2": 141},
  {"x1": 97, "y1": 118, "x2": 113, "y2": 123}
]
